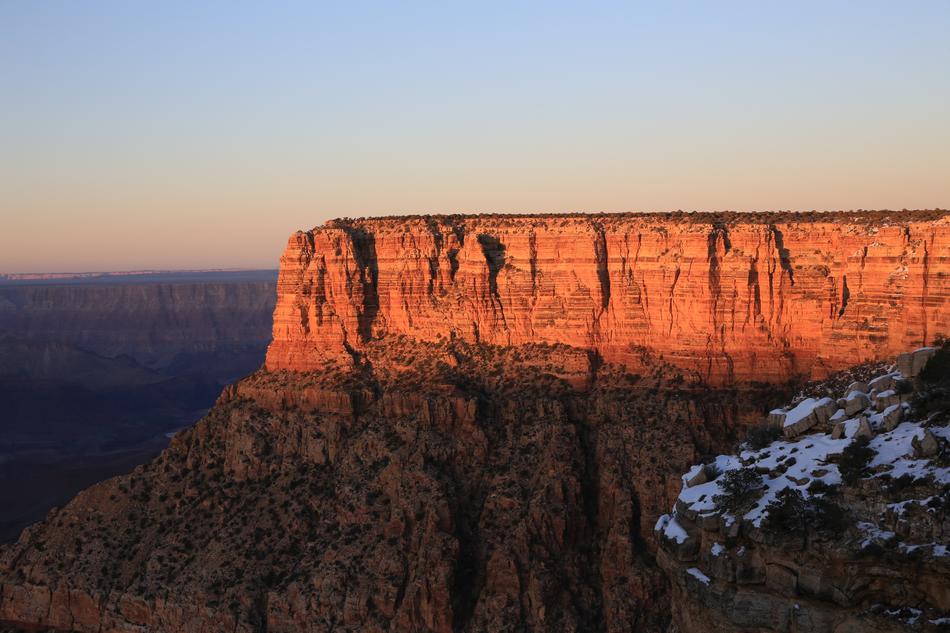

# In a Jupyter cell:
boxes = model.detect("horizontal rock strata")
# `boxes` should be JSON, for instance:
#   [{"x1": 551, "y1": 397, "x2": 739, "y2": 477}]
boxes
[{"x1": 266, "y1": 211, "x2": 950, "y2": 384}]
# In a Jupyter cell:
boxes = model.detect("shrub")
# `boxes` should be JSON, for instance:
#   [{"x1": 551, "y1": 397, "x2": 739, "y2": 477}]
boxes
[
  {"x1": 763, "y1": 488, "x2": 851, "y2": 536},
  {"x1": 919, "y1": 344, "x2": 950, "y2": 384},
  {"x1": 713, "y1": 468, "x2": 764, "y2": 515},
  {"x1": 744, "y1": 424, "x2": 782, "y2": 450},
  {"x1": 895, "y1": 378, "x2": 914, "y2": 395},
  {"x1": 807, "y1": 479, "x2": 838, "y2": 495},
  {"x1": 810, "y1": 495, "x2": 850, "y2": 534},
  {"x1": 838, "y1": 437, "x2": 875, "y2": 485},
  {"x1": 912, "y1": 385, "x2": 950, "y2": 421},
  {"x1": 763, "y1": 488, "x2": 807, "y2": 534}
]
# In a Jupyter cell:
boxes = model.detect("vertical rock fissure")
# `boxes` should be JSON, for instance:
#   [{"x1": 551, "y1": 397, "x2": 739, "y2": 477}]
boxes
[
  {"x1": 747, "y1": 255, "x2": 762, "y2": 324},
  {"x1": 477, "y1": 234, "x2": 505, "y2": 299},
  {"x1": 448, "y1": 448, "x2": 487, "y2": 632},
  {"x1": 838, "y1": 275, "x2": 850, "y2": 318},
  {"x1": 346, "y1": 227, "x2": 380, "y2": 343},
  {"x1": 768, "y1": 225, "x2": 795, "y2": 287},
  {"x1": 668, "y1": 268, "x2": 681, "y2": 335},
  {"x1": 528, "y1": 231, "x2": 539, "y2": 290},
  {"x1": 448, "y1": 220, "x2": 466, "y2": 283},
  {"x1": 426, "y1": 220, "x2": 444, "y2": 295},
  {"x1": 593, "y1": 224, "x2": 611, "y2": 311},
  {"x1": 707, "y1": 225, "x2": 730, "y2": 335},
  {"x1": 922, "y1": 233, "x2": 931, "y2": 343}
]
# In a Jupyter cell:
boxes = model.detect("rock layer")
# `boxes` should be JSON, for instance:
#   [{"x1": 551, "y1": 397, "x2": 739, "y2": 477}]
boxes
[
  {"x1": 267, "y1": 212, "x2": 950, "y2": 384},
  {"x1": 1, "y1": 277, "x2": 276, "y2": 376}
]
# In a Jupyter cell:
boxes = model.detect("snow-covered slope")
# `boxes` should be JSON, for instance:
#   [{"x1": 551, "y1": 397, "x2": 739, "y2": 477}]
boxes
[{"x1": 656, "y1": 347, "x2": 950, "y2": 633}]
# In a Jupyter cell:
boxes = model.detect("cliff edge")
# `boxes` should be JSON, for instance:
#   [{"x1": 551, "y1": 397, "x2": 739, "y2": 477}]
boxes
[{"x1": 266, "y1": 211, "x2": 950, "y2": 384}]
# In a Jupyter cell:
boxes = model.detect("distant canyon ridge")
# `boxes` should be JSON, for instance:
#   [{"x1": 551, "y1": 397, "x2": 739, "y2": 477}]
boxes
[
  {"x1": 0, "y1": 270, "x2": 276, "y2": 542},
  {"x1": 269, "y1": 211, "x2": 949, "y2": 384}
]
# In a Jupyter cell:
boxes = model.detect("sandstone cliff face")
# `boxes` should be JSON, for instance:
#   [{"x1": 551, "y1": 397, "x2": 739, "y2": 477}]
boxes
[{"x1": 267, "y1": 212, "x2": 950, "y2": 384}]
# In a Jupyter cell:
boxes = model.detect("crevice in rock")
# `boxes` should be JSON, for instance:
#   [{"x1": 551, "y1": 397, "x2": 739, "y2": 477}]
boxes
[
  {"x1": 747, "y1": 256, "x2": 762, "y2": 323},
  {"x1": 448, "y1": 466, "x2": 487, "y2": 631},
  {"x1": 528, "y1": 232, "x2": 538, "y2": 290},
  {"x1": 426, "y1": 220, "x2": 444, "y2": 295},
  {"x1": 593, "y1": 224, "x2": 611, "y2": 311},
  {"x1": 707, "y1": 225, "x2": 730, "y2": 332},
  {"x1": 477, "y1": 234, "x2": 505, "y2": 298},
  {"x1": 767, "y1": 225, "x2": 795, "y2": 287},
  {"x1": 838, "y1": 275, "x2": 850, "y2": 317},
  {"x1": 668, "y1": 268, "x2": 681, "y2": 335},
  {"x1": 344, "y1": 227, "x2": 380, "y2": 343}
]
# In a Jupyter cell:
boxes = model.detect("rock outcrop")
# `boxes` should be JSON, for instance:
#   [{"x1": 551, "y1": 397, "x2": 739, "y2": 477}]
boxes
[
  {"x1": 267, "y1": 211, "x2": 950, "y2": 385},
  {"x1": 0, "y1": 339, "x2": 777, "y2": 633},
  {"x1": 656, "y1": 347, "x2": 950, "y2": 632}
]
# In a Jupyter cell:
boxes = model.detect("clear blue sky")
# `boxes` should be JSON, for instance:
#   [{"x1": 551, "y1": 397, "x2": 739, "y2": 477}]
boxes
[{"x1": 2, "y1": 1, "x2": 949, "y2": 272}]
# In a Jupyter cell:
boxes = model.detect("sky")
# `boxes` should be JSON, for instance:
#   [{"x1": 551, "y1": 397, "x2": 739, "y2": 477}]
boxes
[{"x1": 2, "y1": 1, "x2": 949, "y2": 272}]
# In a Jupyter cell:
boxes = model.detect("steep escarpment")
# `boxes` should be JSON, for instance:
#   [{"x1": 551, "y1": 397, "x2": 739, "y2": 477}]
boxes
[{"x1": 267, "y1": 211, "x2": 950, "y2": 384}]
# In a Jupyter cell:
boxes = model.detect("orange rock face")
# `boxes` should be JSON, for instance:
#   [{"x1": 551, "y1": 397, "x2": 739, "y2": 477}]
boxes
[{"x1": 266, "y1": 212, "x2": 950, "y2": 384}]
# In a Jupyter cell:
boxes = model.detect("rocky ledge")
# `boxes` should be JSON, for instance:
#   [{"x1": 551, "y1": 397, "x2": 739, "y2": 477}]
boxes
[{"x1": 657, "y1": 345, "x2": 950, "y2": 632}]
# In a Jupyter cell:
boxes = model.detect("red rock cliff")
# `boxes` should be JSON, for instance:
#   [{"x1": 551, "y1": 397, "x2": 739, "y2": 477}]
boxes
[{"x1": 266, "y1": 211, "x2": 950, "y2": 384}]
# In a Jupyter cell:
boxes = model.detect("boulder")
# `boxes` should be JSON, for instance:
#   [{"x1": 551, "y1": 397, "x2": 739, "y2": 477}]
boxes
[
  {"x1": 781, "y1": 398, "x2": 835, "y2": 438},
  {"x1": 813, "y1": 399, "x2": 841, "y2": 426},
  {"x1": 845, "y1": 381, "x2": 869, "y2": 395},
  {"x1": 767, "y1": 408, "x2": 787, "y2": 428},
  {"x1": 897, "y1": 347, "x2": 936, "y2": 378},
  {"x1": 683, "y1": 465, "x2": 709, "y2": 488},
  {"x1": 868, "y1": 373, "x2": 897, "y2": 393},
  {"x1": 880, "y1": 404, "x2": 903, "y2": 431},
  {"x1": 873, "y1": 389, "x2": 900, "y2": 412},
  {"x1": 853, "y1": 417, "x2": 873, "y2": 440},
  {"x1": 912, "y1": 429, "x2": 939, "y2": 458},
  {"x1": 843, "y1": 392, "x2": 870, "y2": 416}
]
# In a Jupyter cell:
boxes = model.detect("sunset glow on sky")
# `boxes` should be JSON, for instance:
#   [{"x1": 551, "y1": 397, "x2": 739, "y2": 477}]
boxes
[{"x1": 2, "y1": 1, "x2": 949, "y2": 272}]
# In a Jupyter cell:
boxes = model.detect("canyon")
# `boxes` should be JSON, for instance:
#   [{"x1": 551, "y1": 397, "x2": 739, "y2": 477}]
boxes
[
  {"x1": 0, "y1": 212, "x2": 948, "y2": 632},
  {"x1": 0, "y1": 271, "x2": 277, "y2": 542}
]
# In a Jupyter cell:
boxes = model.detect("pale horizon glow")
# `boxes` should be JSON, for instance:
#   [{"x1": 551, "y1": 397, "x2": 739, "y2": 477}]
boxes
[{"x1": 2, "y1": 1, "x2": 949, "y2": 273}]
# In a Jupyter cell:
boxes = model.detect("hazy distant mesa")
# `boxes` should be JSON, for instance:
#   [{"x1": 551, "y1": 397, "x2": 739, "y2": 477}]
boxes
[{"x1": 0, "y1": 269, "x2": 278, "y2": 286}]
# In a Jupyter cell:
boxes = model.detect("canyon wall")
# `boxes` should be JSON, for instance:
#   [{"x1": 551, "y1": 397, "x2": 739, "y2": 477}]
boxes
[
  {"x1": 0, "y1": 273, "x2": 277, "y2": 542},
  {"x1": 1, "y1": 275, "x2": 276, "y2": 378},
  {"x1": 267, "y1": 212, "x2": 950, "y2": 384}
]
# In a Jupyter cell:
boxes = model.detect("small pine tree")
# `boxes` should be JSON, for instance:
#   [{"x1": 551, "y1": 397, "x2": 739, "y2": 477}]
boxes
[
  {"x1": 763, "y1": 488, "x2": 807, "y2": 534},
  {"x1": 810, "y1": 495, "x2": 850, "y2": 534},
  {"x1": 838, "y1": 437, "x2": 875, "y2": 485},
  {"x1": 744, "y1": 424, "x2": 782, "y2": 450},
  {"x1": 713, "y1": 468, "x2": 763, "y2": 515}
]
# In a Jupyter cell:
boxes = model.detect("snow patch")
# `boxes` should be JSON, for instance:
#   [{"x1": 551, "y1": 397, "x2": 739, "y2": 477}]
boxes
[{"x1": 686, "y1": 567, "x2": 711, "y2": 585}]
